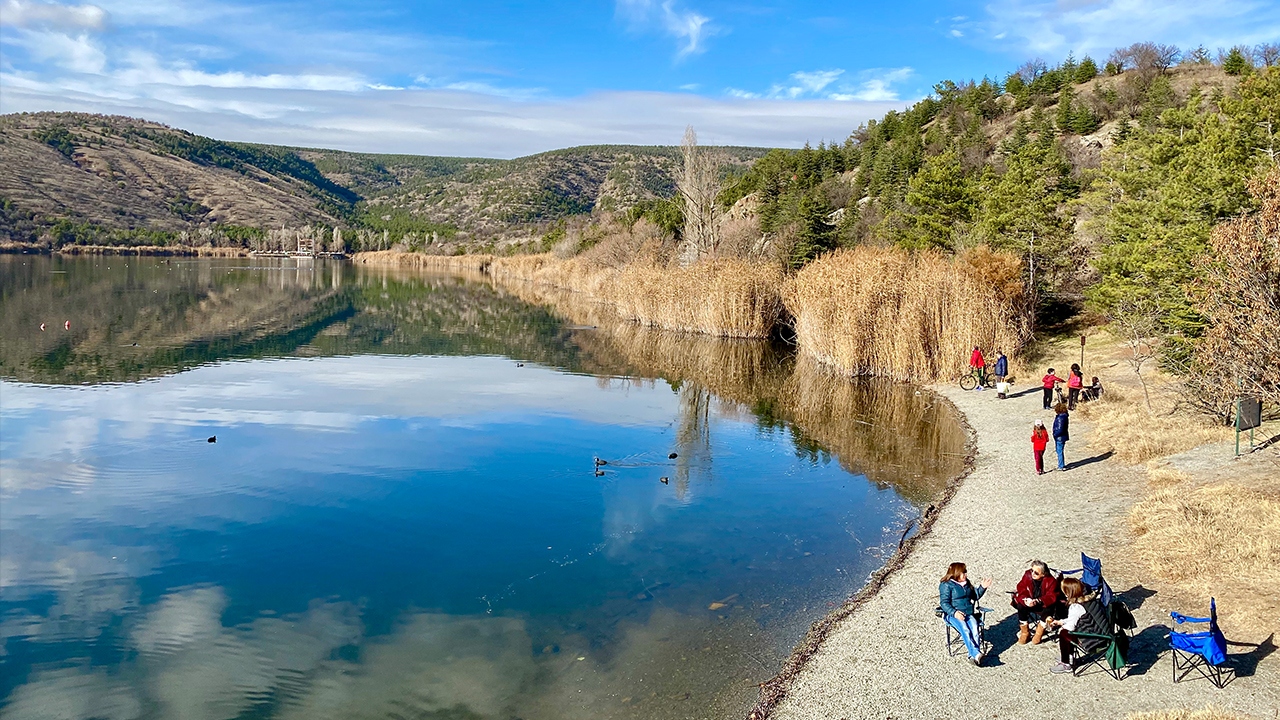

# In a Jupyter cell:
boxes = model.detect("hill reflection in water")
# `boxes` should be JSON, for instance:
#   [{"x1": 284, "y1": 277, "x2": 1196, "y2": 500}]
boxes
[{"x1": 0, "y1": 256, "x2": 965, "y2": 720}]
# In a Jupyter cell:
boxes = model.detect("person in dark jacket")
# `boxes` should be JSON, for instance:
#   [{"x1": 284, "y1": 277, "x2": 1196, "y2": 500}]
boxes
[
  {"x1": 993, "y1": 351, "x2": 1008, "y2": 383},
  {"x1": 1012, "y1": 560, "x2": 1061, "y2": 644},
  {"x1": 1052, "y1": 403, "x2": 1070, "y2": 471},
  {"x1": 939, "y1": 561, "x2": 992, "y2": 665},
  {"x1": 1049, "y1": 577, "x2": 1109, "y2": 674}
]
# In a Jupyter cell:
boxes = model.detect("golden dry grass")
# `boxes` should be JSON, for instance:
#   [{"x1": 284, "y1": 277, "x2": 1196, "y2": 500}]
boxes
[
  {"x1": 786, "y1": 246, "x2": 1028, "y2": 382},
  {"x1": 1075, "y1": 390, "x2": 1230, "y2": 464},
  {"x1": 491, "y1": 253, "x2": 785, "y2": 339},
  {"x1": 1130, "y1": 482, "x2": 1280, "y2": 583},
  {"x1": 1126, "y1": 708, "x2": 1256, "y2": 720}
]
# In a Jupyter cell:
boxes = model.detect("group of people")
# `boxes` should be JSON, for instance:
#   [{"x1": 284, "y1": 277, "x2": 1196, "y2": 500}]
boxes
[
  {"x1": 1032, "y1": 364, "x2": 1102, "y2": 474},
  {"x1": 939, "y1": 560, "x2": 1108, "y2": 674}
]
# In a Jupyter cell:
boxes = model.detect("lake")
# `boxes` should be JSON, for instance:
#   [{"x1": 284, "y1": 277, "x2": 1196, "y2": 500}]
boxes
[{"x1": 0, "y1": 255, "x2": 965, "y2": 720}]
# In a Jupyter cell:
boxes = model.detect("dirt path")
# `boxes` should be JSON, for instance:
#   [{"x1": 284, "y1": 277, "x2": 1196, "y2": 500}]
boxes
[{"x1": 766, "y1": 384, "x2": 1280, "y2": 720}]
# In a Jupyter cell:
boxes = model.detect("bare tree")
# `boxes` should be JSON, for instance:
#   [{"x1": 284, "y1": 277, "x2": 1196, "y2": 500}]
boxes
[
  {"x1": 677, "y1": 125, "x2": 723, "y2": 265},
  {"x1": 1107, "y1": 297, "x2": 1163, "y2": 413},
  {"x1": 1256, "y1": 42, "x2": 1280, "y2": 67}
]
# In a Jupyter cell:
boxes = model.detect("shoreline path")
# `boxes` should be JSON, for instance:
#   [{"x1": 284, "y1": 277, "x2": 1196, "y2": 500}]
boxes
[{"x1": 767, "y1": 384, "x2": 1280, "y2": 719}]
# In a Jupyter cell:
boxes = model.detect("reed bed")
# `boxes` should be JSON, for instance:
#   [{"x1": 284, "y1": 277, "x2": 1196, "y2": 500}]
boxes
[
  {"x1": 352, "y1": 250, "x2": 495, "y2": 273},
  {"x1": 492, "y1": 254, "x2": 784, "y2": 339},
  {"x1": 786, "y1": 246, "x2": 1027, "y2": 382}
]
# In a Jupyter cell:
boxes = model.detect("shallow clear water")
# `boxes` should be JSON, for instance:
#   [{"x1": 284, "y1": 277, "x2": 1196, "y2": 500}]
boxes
[{"x1": 0, "y1": 255, "x2": 965, "y2": 720}]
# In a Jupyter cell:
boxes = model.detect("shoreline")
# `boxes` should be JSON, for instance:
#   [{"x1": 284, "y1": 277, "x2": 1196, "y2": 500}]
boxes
[
  {"x1": 758, "y1": 384, "x2": 1280, "y2": 719},
  {"x1": 747, "y1": 386, "x2": 978, "y2": 719}
]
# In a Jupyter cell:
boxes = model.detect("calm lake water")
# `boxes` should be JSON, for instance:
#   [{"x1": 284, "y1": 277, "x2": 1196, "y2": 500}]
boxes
[{"x1": 0, "y1": 255, "x2": 965, "y2": 720}]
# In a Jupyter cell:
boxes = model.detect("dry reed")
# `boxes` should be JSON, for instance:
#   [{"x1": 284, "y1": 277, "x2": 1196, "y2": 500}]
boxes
[
  {"x1": 491, "y1": 253, "x2": 784, "y2": 339},
  {"x1": 786, "y1": 246, "x2": 1028, "y2": 382},
  {"x1": 352, "y1": 250, "x2": 494, "y2": 272}
]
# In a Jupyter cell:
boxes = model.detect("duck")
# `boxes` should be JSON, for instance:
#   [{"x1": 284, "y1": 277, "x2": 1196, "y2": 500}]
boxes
[
  {"x1": 660, "y1": 477, "x2": 669, "y2": 484},
  {"x1": 207, "y1": 436, "x2": 217, "y2": 443}
]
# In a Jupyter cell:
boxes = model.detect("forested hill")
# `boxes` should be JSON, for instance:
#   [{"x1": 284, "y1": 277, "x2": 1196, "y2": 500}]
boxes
[
  {"x1": 0, "y1": 112, "x2": 765, "y2": 250},
  {"x1": 713, "y1": 44, "x2": 1276, "y2": 315}
]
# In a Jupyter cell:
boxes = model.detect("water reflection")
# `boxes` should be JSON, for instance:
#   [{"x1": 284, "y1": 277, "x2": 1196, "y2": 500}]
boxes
[{"x1": 0, "y1": 256, "x2": 966, "y2": 720}]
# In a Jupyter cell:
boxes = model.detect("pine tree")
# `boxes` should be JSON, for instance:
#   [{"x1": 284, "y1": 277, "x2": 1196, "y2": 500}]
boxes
[
  {"x1": 1056, "y1": 85, "x2": 1076, "y2": 133},
  {"x1": 1075, "y1": 57, "x2": 1099, "y2": 82},
  {"x1": 1222, "y1": 47, "x2": 1253, "y2": 76},
  {"x1": 892, "y1": 150, "x2": 974, "y2": 250}
]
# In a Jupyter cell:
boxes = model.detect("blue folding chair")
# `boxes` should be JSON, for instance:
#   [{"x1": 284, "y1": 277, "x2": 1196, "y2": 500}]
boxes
[
  {"x1": 1171, "y1": 598, "x2": 1232, "y2": 688},
  {"x1": 1061, "y1": 553, "x2": 1113, "y2": 606}
]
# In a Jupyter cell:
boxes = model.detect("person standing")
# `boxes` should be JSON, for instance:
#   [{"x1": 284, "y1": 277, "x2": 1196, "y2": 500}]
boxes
[
  {"x1": 939, "y1": 562, "x2": 992, "y2": 666},
  {"x1": 1041, "y1": 368, "x2": 1065, "y2": 410},
  {"x1": 994, "y1": 351, "x2": 1008, "y2": 383},
  {"x1": 1052, "y1": 403, "x2": 1070, "y2": 471},
  {"x1": 1067, "y1": 364, "x2": 1084, "y2": 410},
  {"x1": 1031, "y1": 419, "x2": 1050, "y2": 475},
  {"x1": 970, "y1": 346, "x2": 986, "y2": 389}
]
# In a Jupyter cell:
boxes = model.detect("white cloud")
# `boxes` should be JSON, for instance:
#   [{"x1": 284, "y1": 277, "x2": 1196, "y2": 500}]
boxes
[
  {"x1": 0, "y1": 72, "x2": 906, "y2": 157},
  {"x1": 616, "y1": 0, "x2": 716, "y2": 59},
  {"x1": 768, "y1": 69, "x2": 845, "y2": 99},
  {"x1": 754, "y1": 66, "x2": 915, "y2": 104},
  {"x1": 6, "y1": 29, "x2": 107, "y2": 73},
  {"x1": 0, "y1": 0, "x2": 108, "y2": 30},
  {"x1": 976, "y1": 0, "x2": 1280, "y2": 57}
]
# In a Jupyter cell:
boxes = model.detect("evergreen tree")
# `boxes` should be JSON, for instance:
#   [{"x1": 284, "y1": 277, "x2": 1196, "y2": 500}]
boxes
[
  {"x1": 892, "y1": 150, "x2": 975, "y2": 250},
  {"x1": 1056, "y1": 85, "x2": 1076, "y2": 133},
  {"x1": 1223, "y1": 47, "x2": 1253, "y2": 76},
  {"x1": 974, "y1": 141, "x2": 1075, "y2": 292},
  {"x1": 1075, "y1": 57, "x2": 1099, "y2": 82},
  {"x1": 1086, "y1": 71, "x2": 1279, "y2": 349},
  {"x1": 790, "y1": 190, "x2": 837, "y2": 268}
]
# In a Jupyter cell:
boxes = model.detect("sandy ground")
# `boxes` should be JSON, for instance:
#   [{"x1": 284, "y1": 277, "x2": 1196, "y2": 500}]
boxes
[{"x1": 767, "y1": 384, "x2": 1280, "y2": 720}]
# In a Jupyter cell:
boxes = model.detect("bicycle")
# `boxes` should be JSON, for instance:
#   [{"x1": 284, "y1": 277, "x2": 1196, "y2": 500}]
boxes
[{"x1": 959, "y1": 366, "x2": 994, "y2": 391}]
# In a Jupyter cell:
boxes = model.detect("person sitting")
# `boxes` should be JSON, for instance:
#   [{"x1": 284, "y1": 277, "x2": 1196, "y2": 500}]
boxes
[
  {"x1": 939, "y1": 561, "x2": 992, "y2": 666},
  {"x1": 1012, "y1": 560, "x2": 1061, "y2": 644},
  {"x1": 1049, "y1": 577, "x2": 1109, "y2": 674},
  {"x1": 1083, "y1": 376, "x2": 1104, "y2": 402}
]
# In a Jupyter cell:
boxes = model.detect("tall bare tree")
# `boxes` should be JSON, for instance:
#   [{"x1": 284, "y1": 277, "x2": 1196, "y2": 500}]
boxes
[{"x1": 677, "y1": 126, "x2": 723, "y2": 265}]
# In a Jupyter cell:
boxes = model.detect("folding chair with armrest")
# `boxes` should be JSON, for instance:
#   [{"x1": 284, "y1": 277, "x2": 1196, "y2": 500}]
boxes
[{"x1": 1171, "y1": 598, "x2": 1232, "y2": 688}]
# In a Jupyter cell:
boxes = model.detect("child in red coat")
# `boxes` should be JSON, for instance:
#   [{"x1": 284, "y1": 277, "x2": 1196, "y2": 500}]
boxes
[{"x1": 1031, "y1": 419, "x2": 1049, "y2": 475}]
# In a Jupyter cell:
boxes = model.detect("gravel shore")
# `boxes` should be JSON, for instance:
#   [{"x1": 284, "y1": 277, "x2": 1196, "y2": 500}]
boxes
[{"x1": 763, "y1": 384, "x2": 1280, "y2": 719}]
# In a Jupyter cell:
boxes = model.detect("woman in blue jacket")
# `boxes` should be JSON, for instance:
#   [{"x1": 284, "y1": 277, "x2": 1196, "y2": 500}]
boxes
[
  {"x1": 940, "y1": 562, "x2": 992, "y2": 665},
  {"x1": 1052, "y1": 403, "x2": 1070, "y2": 471}
]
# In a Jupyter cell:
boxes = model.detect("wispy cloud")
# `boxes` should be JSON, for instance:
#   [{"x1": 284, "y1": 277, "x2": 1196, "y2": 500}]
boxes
[
  {"x1": 741, "y1": 66, "x2": 915, "y2": 103},
  {"x1": 616, "y1": 0, "x2": 716, "y2": 59},
  {"x1": 0, "y1": 74, "x2": 904, "y2": 156},
  {"x1": 971, "y1": 0, "x2": 1280, "y2": 56},
  {"x1": 0, "y1": 0, "x2": 108, "y2": 30}
]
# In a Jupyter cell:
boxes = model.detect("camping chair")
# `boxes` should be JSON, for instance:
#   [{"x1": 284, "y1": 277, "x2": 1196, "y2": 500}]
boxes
[
  {"x1": 1068, "y1": 597, "x2": 1135, "y2": 680},
  {"x1": 1171, "y1": 598, "x2": 1232, "y2": 688},
  {"x1": 935, "y1": 605, "x2": 993, "y2": 658},
  {"x1": 1061, "y1": 553, "x2": 1113, "y2": 606}
]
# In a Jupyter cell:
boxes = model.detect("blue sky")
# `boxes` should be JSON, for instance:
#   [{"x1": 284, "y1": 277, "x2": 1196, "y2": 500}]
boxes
[{"x1": 2, "y1": 0, "x2": 1278, "y2": 156}]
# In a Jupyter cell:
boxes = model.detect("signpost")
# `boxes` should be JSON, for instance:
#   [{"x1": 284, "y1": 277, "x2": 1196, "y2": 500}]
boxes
[
  {"x1": 1235, "y1": 395, "x2": 1262, "y2": 457},
  {"x1": 1080, "y1": 334, "x2": 1086, "y2": 371}
]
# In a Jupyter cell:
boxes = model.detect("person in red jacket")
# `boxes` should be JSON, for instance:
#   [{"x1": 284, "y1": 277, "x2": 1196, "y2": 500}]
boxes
[
  {"x1": 1031, "y1": 419, "x2": 1050, "y2": 475},
  {"x1": 1041, "y1": 367, "x2": 1065, "y2": 409},
  {"x1": 969, "y1": 346, "x2": 986, "y2": 388},
  {"x1": 1012, "y1": 560, "x2": 1061, "y2": 644}
]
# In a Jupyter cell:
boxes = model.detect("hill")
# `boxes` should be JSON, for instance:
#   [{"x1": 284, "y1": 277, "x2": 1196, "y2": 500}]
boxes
[{"x1": 0, "y1": 112, "x2": 766, "y2": 251}]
